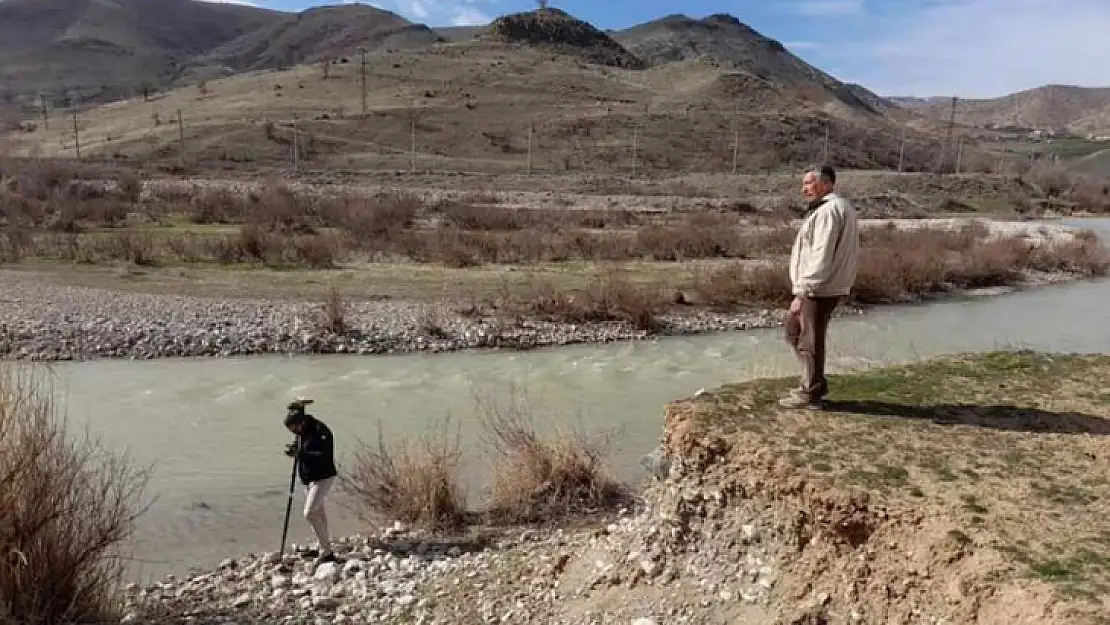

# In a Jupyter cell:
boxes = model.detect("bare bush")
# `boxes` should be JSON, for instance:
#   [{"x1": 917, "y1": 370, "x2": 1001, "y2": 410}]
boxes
[
  {"x1": 341, "y1": 415, "x2": 468, "y2": 532},
  {"x1": 474, "y1": 388, "x2": 630, "y2": 523},
  {"x1": 317, "y1": 285, "x2": 347, "y2": 335},
  {"x1": 512, "y1": 273, "x2": 667, "y2": 331},
  {"x1": 0, "y1": 362, "x2": 149, "y2": 625}
]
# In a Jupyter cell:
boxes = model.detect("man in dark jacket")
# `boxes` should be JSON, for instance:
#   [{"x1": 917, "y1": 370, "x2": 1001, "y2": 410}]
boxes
[{"x1": 284, "y1": 398, "x2": 338, "y2": 562}]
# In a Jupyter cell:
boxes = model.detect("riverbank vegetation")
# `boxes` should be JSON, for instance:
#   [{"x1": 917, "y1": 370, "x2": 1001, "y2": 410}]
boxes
[
  {"x1": 2, "y1": 158, "x2": 1107, "y2": 334},
  {"x1": 341, "y1": 389, "x2": 631, "y2": 533},
  {"x1": 0, "y1": 361, "x2": 149, "y2": 625}
]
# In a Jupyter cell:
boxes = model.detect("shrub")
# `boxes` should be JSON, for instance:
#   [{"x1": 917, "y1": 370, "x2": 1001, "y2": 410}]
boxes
[
  {"x1": 0, "y1": 362, "x2": 149, "y2": 625},
  {"x1": 341, "y1": 416, "x2": 468, "y2": 532},
  {"x1": 475, "y1": 388, "x2": 630, "y2": 523}
]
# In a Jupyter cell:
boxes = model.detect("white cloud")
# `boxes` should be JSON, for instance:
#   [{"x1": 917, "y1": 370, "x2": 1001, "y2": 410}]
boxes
[
  {"x1": 451, "y1": 6, "x2": 491, "y2": 26},
  {"x1": 784, "y1": 41, "x2": 822, "y2": 51},
  {"x1": 780, "y1": 0, "x2": 865, "y2": 16},
  {"x1": 373, "y1": 0, "x2": 496, "y2": 26},
  {"x1": 826, "y1": 0, "x2": 1110, "y2": 97}
]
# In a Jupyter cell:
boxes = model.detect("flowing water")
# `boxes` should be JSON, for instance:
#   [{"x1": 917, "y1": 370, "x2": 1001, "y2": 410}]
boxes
[{"x1": 43, "y1": 218, "x2": 1110, "y2": 583}]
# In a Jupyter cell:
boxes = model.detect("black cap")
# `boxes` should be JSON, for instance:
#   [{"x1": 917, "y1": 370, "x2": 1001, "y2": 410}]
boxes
[{"x1": 284, "y1": 398, "x2": 313, "y2": 428}]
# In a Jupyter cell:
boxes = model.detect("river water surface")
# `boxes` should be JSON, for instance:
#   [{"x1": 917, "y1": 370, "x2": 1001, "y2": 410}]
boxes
[{"x1": 46, "y1": 218, "x2": 1110, "y2": 583}]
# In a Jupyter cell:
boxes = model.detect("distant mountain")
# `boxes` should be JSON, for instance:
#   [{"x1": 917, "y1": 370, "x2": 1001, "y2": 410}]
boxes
[
  {"x1": 435, "y1": 26, "x2": 485, "y2": 42},
  {"x1": 892, "y1": 85, "x2": 1110, "y2": 134},
  {"x1": 611, "y1": 13, "x2": 886, "y2": 114},
  {"x1": 192, "y1": 4, "x2": 444, "y2": 73},
  {"x1": 0, "y1": 0, "x2": 282, "y2": 104}
]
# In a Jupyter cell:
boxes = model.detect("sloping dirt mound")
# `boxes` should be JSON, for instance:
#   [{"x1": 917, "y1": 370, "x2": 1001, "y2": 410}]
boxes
[
  {"x1": 655, "y1": 351, "x2": 1110, "y2": 625},
  {"x1": 482, "y1": 8, "x2": 645, "y2": 69}
]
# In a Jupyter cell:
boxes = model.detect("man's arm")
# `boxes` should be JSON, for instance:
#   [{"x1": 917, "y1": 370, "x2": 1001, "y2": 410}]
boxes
[{"x1": 792, "y1": 208, "x2": 843, "y2": 296}]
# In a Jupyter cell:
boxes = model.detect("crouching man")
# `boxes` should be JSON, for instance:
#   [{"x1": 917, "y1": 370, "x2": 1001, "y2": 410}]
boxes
[{"x1": 284, "y1": 398, "x2": 339, "y2": 562}]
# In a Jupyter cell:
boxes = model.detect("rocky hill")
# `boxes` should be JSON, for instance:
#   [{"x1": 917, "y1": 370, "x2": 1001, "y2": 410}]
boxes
[
  {"x1": 191, "y1": 4, "x2": 445, "y2": 74},
  {"x1": 1, "y1": 5, "x2": 989, "y2": 175},
  {"x1": 480, "y1": 8, "x2": 645, "y2": 70},
  {"x1": 896, "y1": 85, "x2": 1110, "y2": 134},
  {"x1": 0, "y1": 0, "x2": 283, "y2": 104},
  {"x1": 611, "y1": 14, "x2": 887, "y2": 115}
]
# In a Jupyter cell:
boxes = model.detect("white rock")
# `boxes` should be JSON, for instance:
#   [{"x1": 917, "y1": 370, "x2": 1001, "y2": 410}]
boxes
[
  {"x1": 314, "y1": 562, "x2": 341, "y2": 582},
  {"x1": 272, "y1": 574, "x2": 291, "y2": 588},
  {"x1": 632, "y1": 619, "x2": 658, "y2": 625},
  {"x1": 232, "y1": 592, "x2": 252, "y2": 608}
]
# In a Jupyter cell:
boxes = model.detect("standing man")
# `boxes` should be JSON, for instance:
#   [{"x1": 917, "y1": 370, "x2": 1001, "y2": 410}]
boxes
[
  {"x1": 780, "y1": 164, "x2": 859, "y2": 410},
  {"x1": 283, "y1": 398, "x2": 339, "y2": 562}
]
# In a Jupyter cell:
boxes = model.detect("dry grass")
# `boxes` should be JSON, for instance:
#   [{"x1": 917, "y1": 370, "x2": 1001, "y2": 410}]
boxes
[
  {"x1": 340, "y1": 415, "x2": 469, "y2": 532},
  {"x1": 474, "y1": 387, "x2": 632, "y2": 523},
  {"x1": 504, "y1": 271, "x2": 671, "y2": 331},
  {"x1": 339, "y1": 386, "x2": 630, "y2": 531},
  {"x1": 0, "y1": 362, "x2": 149, "y2": 625},
  {"x1": 693, "y1": 222, "x2": 1110, "y2": 309}
]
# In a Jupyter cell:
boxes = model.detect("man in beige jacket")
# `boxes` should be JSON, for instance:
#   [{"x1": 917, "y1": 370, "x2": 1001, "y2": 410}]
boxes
[{"x1": 780, "y1": 164, "x2": 859, "y2": 409}]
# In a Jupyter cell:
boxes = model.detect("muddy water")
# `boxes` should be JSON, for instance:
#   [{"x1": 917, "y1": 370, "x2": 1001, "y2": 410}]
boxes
[{"x1": 46, "y1": 218, "x2": 1110, "y2": 583}]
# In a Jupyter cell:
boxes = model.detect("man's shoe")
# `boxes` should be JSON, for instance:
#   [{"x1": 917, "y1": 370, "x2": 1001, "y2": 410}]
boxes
[
  {"x1": 778, "y1": 393, "x2": 825, "y2": 410},
  {"x1": 317, "y1": 551, "x2": 338, "y2": 564}
]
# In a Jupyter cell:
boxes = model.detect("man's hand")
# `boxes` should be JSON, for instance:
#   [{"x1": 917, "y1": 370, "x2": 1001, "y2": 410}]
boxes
[
  {"x1": 789, "y1": 296, "x2": 804, "y2": 315},
  {"x1": 284, "y1": 442, "x2": 297, "y2": 458}
]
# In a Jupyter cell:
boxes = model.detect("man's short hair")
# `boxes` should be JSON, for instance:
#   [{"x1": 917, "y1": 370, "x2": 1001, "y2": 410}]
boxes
[{"x1": 804, "y1": 164, "x2": 836, "y2": 185}]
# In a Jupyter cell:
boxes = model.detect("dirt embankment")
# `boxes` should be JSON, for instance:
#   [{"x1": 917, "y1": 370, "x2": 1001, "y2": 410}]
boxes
[{"x1": 658, "y1": 351, "x2": 1110, "y2": 624}]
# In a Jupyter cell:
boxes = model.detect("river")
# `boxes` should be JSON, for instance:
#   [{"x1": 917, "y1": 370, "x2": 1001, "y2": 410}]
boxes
[{"x1": 41, "y1": 218, "x2": 1110, "y2": 584}]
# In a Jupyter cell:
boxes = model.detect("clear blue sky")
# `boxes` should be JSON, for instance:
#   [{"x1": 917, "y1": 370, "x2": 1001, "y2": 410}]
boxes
[{"x1": 213, "y1": 0, "x2": 1110, "y2": 98}]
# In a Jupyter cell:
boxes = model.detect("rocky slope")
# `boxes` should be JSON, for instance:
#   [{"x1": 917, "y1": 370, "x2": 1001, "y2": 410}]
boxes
[
  {"x1": 191, "y1": 4, "x2": 444, "y2": 74},
  {"x1": 481, "y1": 8, "x2": 645, "y2": 70},
  {"x1": 0, "y1": 0, "x2": 282, "y2": 104}
]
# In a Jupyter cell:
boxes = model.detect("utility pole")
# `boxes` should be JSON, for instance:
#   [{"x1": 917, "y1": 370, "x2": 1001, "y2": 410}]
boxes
[
  {"x1": 72, "y1": 107, "x2": 80, "y2": 161},
  {"x1": 955, "y1": 136, "x2": 964, "y2": 174},
  {"x1": 631, "y1": 126, "x2": 638, "y2": 178},
  {"x1": 731, "y1": 120, "x2": 739, "y2": 175},
  {"x1": 292, "y1": 114, "x2": 299, "y2": 172},
  {"x1": 937, "y1": 95, "x2": 958, "y2": 173},
  {"x1": 40, "y1": 94, "x2": 48, "y2": 130},
  {"x1": 898, "y1": 126, "x2": 905, "y2": 172},
  {"x1": 410, "y1": 116, "x2": 416, "y2": 173},
  {"x1": 526, "y1": 121, "x2": 533, "y2": 175},
  {"x1": 177, "y1": 109, "x2": 185, "y2": 167},
  {"x1": 822, "y1": 124, "x2": 830, "y2": 163},
  {"x1": 359, "y1": 48, "x2": 368, "y2": 116}
]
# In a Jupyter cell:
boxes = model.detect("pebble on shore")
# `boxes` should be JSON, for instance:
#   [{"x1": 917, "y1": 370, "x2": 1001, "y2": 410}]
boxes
[{"x1": 0, "y1": 281, "x2": 782, "y2": 362}]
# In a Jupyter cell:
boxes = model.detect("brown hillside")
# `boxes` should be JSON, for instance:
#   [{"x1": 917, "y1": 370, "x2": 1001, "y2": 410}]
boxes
[
  {"x1": 900, "y1": 85, "x2": 1110, "y2": 134},
  {"x1": 191, "y1": 4, "x2": 444, "y2": 73},
  {"x1": 0, "y1": 0, "x2": 282, "y2": 105},
  {"x1": 612, "y1": 13, "x2": 887, "y2": 116},
  {"x1": 2, "y1": 32, "x2": 957, "y2": 176},
  {"x1": 481, "y1": 8, "x2": 645, "y2": 69}
]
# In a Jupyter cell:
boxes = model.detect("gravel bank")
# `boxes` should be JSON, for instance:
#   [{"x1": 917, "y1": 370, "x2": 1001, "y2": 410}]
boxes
[
  {"x1": 0, "y1": 280, "x2": 783, "y2": 362},
  {"x1": 122, "y1": 463, "x2": 783, "y2": 625}
]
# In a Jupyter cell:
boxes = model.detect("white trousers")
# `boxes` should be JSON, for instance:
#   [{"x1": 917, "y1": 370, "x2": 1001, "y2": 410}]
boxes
[{"x1": 303, "y1": 476, "x2": 335, "y2": 552}]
